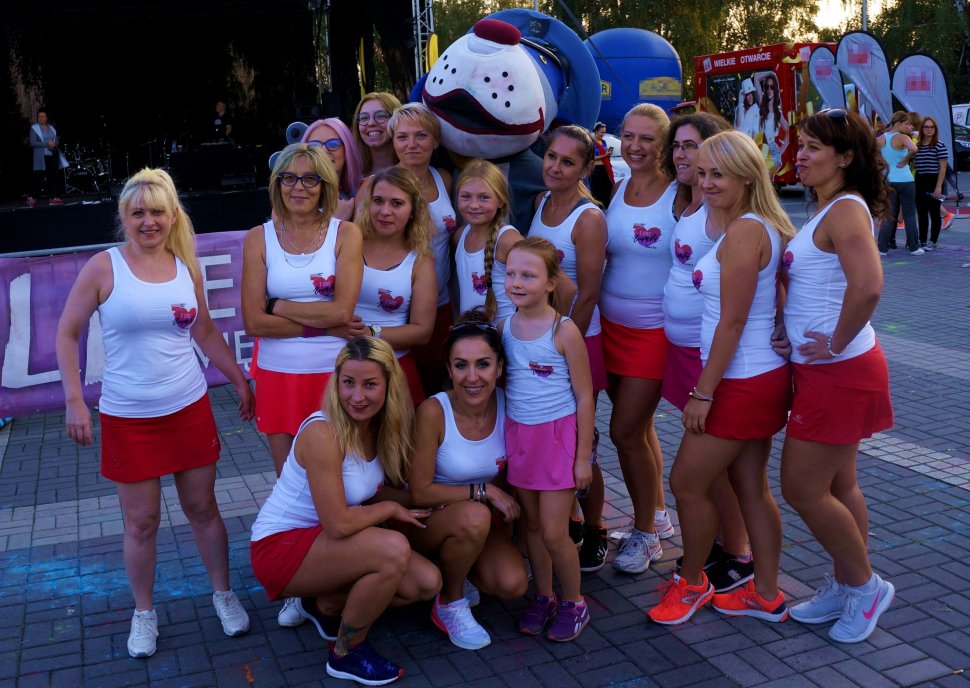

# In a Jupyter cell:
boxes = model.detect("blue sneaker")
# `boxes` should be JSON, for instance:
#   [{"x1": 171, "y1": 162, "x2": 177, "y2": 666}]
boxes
[
  {"x1": 296, "y1": 597, "x2": 340, "y2": 640},
  {"x1": 326, "y1": 639, "x2": 403, "y2": 685},
  {"x1": 0, "y1": 418, "x2": 12, "y2": 430}
]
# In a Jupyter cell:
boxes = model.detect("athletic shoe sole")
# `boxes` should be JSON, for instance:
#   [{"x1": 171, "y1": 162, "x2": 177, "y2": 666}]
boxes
[
  {"x1": 789, "y1": 606, "x2": 843, "y2": 624},
  {"x1": 650, "y1": 586, "x2": 715, "y2": 625},
  {"x1": 326, "y1": 663, "x2": 403, "y2": 686},
  {"x1": 712, "y1": 602, "x2": 790, "y2": 622},
  {"x1": 430, "y1": 605, "x2": 491, "y2": 650},
  {"x1": 828, "y1": 581, "x2": 895, "y2": 644},
  {"x1": 579, "y1": 558, "x2": 607, "y2": 573},
  {"x1": 547, "y1": 611, "x2": 589, "y2": 642},
  {"x1": 296, "y1": 598, "x2": 338, "y2": 641}
]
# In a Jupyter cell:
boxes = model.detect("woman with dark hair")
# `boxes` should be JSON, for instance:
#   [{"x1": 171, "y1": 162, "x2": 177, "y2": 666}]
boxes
[
  {"x1": 876, "y1": 111, "x2": 921, "y2": 255},
  {"x1": 757, "y1": 73, "x2": 789, "y2": 172},
  {"x1": 408, "y1": 309, "x2": 529, "y2": 650},
  {"x1": 781, "y1": 108, "x2": 895, "y2": 644},
  {"x1": 250, "y1": 337, "x2": 440, "y2": 685},
  {"x1": 590, "y1": 122, "x2": 615, "y2": 208},
  {"x1": 913, "y1": 115, "x2": 948, "y2": 250}
]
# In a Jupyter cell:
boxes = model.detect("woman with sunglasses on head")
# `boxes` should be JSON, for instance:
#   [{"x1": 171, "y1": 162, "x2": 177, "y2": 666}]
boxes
[
  {"x1": 648, "y1": 131, "x2": 795, "y2": 626},
  {"x1": 301, "y1": 118, "x2": 364, "y2": 221},
  {"x1": 407, "y1": 309, "x2": 529, "y2": 650},
  {"x1": 386, "y1": 103, "x2": 458, "y2": 396},
  {"x1": 349, "y1": 167, "x2": 438, "y2": 404},
  {"x1": 913, "y1": 116, "x2": 948, "y2": 251},
  {"x1": 353, "y1": 92, "x2": 402, "y2": 177},
  {"x1": 600, "y1": 104, "x2": 678, "y2": 576},
  {"x1": 250, "y1": 337, "x2": 440, "y2": 685},
  {"x1": 781, "y1": 108, "x2": 895, "y2": 644},
  {"x1": 242, "y1": 142, "x2": 364, "y2": 625},
  {"x1": 660, "y1": 113, "x2": 757, "y2": 594},
  {"x1": 876, "y1": 111, "x2": 921, "y2": 255}
]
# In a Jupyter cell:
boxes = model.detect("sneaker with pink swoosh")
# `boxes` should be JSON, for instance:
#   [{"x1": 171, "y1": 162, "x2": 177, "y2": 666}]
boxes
[{"x1": 828, "y1": 573, "x2": 894, "y2": 643}]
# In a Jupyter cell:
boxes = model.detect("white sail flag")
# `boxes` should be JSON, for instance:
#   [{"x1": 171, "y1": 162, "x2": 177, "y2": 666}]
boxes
[
  {"x1": 836, "y1": 31, "x2": 892, "y2": 123},
  {"x1": 808, "y1": 46, "x2": 845, "y2": 110},
  {"x1": 892, "y1": 54, "x2": 954, "y2": 170}
]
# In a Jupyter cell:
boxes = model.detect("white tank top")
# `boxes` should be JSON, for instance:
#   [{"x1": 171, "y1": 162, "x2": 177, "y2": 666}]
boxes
[
  {"x1": 431, "y1": 390, "x2": 507, "y2": 484},
  {"x1": 356, "y1": 251, "x2": 417, "y2": 357},
  {"x1": 528, "y1": 193, "x2": 604, "y2": 336},
  {"x1": 98, "y1": 247, "x2": 208, "y2": 418},
  {"x1": 427, "y1": 168, "x2": 457, "y2": 306},
  {"x1": 694, "y1": 213, "x2": 787, "y2": 379},
  {"x1": 455, "y1": 223, "x2": 516, "y2": 323},
  {"x1": 258, "y1": 218, "x2": 347, "y2": 374},
  {"x1": 502, "y1": 314, "x2": 577, "y2": 424},
  {"x1": 600, "y1": 179, "x2": 678, "y2": 329},
  {"x1": 663, "y1": 204, "x2": 717, "y2": 347},
  {"x1": 250, "y1": 411, "x2": 385, "y2": 541},
  {"x1": 784, "y1": 194, "x2": 876, "y2": 364}
]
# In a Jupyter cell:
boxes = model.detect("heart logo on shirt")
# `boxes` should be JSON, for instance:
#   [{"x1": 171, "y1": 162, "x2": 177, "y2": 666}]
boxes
[
  {"x1": 311, "y1": 274, "x2": 336, "y2": 297},
  {"x1": 633, "y1": 224, "x2": 661, "y2": 248},
  {"x1": 377, "y1": 288, "x2": 405, "y2": 313},
  {"x1": 171, "y1": 304, "x2": 197, "y2": 329},
  {"x1": 675, "y1": 239, "x2": 693, "y2": 264},
  {"x1": 472, "y1": 272, "x2": 488, "y2": 295}
]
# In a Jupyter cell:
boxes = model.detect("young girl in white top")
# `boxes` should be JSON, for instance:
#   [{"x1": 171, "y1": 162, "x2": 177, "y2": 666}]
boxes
[
  {"x1": 500, "y1": 237, "x2": 595, "y2": 642},
  {"x1": 453, "y1": 159, "x2": 522, "y2": 323}
]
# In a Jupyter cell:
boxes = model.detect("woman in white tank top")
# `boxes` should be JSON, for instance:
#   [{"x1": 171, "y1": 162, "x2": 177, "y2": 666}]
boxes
[
  {"x1": 241, "y1": 144, "x2": 364, "y2": 476},
  {"x1": 408, "y1": 311, "x2": 529, "y2": 650},
  {"x1": 57, "y1": 169, "x2": 255, "y2": 658}
]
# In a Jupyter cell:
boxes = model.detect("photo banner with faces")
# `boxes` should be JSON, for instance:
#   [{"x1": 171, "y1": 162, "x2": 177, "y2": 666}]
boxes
[
  {"x1": 892, "y1": 54, "x2": 954, "y2": 171},
  {"x1": 808, "y1": 46, "x2": 845, "y2": 110},
  {"x1": 836, "y1": 31, "x2": 892, "y2": 124}
]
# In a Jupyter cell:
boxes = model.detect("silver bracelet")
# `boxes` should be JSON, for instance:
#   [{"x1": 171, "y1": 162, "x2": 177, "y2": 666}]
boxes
[{"x1": 826, "y1": 335, "x2": 843, "y2": 358}]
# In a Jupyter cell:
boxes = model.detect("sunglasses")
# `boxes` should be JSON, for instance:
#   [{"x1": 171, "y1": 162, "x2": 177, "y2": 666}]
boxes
[
  {"x1": 308, "y1": 138, "x2": 343, "y2": 151},
  {"x1": 356, "y1": 110, "x2": 390, "y2": 126},
  {"x1": 448, "y1": 321, "x2": 496, "y2": 334},
  {"x1": 278, "y1": 172, "x2": 322, "y2": 189}
]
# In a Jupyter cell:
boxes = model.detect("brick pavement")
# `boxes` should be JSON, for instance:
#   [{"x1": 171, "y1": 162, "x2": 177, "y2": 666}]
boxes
[{"x1": 2, "y1": 197, "x2": 970, "y2": 687}]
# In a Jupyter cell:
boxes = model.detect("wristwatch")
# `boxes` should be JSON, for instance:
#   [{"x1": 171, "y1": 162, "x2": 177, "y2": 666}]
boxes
[{"x1": 369, "y1": 324, "x2": 383, "y2": 338}]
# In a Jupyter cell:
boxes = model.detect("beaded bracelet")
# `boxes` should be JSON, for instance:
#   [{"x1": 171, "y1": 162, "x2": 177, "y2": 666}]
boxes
[
  {"x1": 688, "y1": 387, "x2": 714, "y2": 403},
  {"x1": 826, "y1": 336, "x2": 843, "y2": 358}
]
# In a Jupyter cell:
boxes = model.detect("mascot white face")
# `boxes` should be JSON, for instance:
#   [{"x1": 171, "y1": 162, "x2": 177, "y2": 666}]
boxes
[{"x1": 422, "y1": 19, "x2": 557, "y2": 159}]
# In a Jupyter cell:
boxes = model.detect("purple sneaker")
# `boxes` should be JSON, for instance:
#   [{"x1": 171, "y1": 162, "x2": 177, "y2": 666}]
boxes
[
  {"x1": 547, "y1": 597, "x2": 590, "y2": 642},
  {"x1": 326, "y1": 638, "x2": 403, "y2": 685},
  {"x1": 518, "y1": 593, "x2": 557, "y2": 635}
]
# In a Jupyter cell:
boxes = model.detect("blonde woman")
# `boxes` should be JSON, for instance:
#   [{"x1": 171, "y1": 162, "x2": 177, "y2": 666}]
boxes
[
  {"x1": 250, "y1": 337, "x2": 440, "y2": 685},
  {"x1": 649, "y1": 131, "x2": 796, "y2": 625},
  {"x1": 56, "y1": 169, "x2": 254, "y2": 658}
]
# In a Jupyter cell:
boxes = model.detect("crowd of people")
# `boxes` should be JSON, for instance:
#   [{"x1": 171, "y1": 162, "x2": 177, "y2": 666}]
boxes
[{"x1": 56, "y1": 92, "x2": 904, "y2": 685}]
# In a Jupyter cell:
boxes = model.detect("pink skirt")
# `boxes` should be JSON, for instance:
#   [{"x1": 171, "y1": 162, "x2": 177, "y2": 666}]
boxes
[
  {"x1": 506, "y1": 414, "x2": 577, "y2": 491},
  {"x1": 250, "y1": 526, "x2": 323, "y2": 601},
  {"x1": 704, "y1": 364, "x2": 792, "y2": 441},
  {"x1": 661, "y1": 344, "x2": 703, "y2": 412},
  {"x1": 787, "y1": 344, "x2": 893, "y2": 445}
]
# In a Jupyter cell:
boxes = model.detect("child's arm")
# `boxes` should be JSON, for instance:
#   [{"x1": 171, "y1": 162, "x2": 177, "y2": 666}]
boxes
[{"x1": 556, "y1": 319, "x2": 594, "y2": 492}]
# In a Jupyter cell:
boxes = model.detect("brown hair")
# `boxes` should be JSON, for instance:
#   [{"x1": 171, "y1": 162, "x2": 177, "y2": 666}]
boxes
[{"x1": 544, "y1": 125, "x2": 600, "y2": 207}]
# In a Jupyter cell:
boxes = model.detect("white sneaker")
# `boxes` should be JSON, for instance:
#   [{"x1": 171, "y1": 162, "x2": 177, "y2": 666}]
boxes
[
  {"x1": 910, "y1": 247, "x2": 926, "y2": 255},
  {"x1": 612, "y1": 528, "x2": 662, "y2": 573},
  {"x1": 127, "y1": 609, "x2": 158, "y2": 658},
  {"x1": 654, "y1": 510, "x2": 675, "y2": 540},
  {"x1": 462, "y1": 579, "x2": 481, "y2": 608},
  {"x1": 829, "y1": 574, "x2": 895, "y2": 644},
  {"x1": 278, "y1": 596, "x2": 305, "y2": 627},
  {"x1": 431, "y1": 594, "x2": 491, "y2": 650},
  {"x1": 213, "y1": 590, "x2": 250, "y2": 636},
  {"x1": 790, "y1": 574, "x2": 845, "y2": 624}
]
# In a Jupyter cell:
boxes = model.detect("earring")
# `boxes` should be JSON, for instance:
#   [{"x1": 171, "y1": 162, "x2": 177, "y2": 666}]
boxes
[{"x1": 839, "y1": 163, "x2": 847, "y2": 168}]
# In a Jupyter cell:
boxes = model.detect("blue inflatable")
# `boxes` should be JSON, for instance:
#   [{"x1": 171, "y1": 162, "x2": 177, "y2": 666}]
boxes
[{"x1": 585, "y1": 28, "x2": 683, "y2": 132}]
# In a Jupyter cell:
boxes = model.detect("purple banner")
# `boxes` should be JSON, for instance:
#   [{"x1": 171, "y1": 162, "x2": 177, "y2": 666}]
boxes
[{"x1": 0, "y1": 231, "x2": 254, "y2": 417}]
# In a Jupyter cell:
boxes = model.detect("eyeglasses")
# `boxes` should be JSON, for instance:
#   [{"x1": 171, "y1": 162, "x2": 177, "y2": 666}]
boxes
[
  {"x1": 278, "y1": 172, "x2": 322, "y2": 189},
  {"x1": 923, "y1": 125, "x2": 936, "y2": 130},
  {"x1": 448, "y1": 321, "x2": 496, "y2": 334},
  {"x1": 308, "y1": 138, "x2": 343, "y2": 151},
  {"x1": 671, "y1": 141, "x2": 699, "y2": 151},
  {"x1": 356, "y1": 110, "x2": 390, "y2": 126}
]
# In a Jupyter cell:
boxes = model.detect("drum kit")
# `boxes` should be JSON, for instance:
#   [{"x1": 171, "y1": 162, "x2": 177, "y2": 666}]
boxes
[{"x1": 63, "y1": 145, "x2": 112, "y2": 195}]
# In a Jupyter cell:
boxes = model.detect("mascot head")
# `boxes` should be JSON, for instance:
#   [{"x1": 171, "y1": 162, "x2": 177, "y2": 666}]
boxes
[{"x1": 416, "y1": 9, "x2": 600, "y2": 160}]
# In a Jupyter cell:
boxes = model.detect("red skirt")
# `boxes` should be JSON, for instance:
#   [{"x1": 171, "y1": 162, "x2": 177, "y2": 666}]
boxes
[
  {"x1": 600, "y1": 318, "x2": 669, "y2": 380},
  {"x1": 787, "y1": 344, "x2": 893, "y2": 445},
  {"x1": 584, "y1": 334, "x2": 608, "y2": 393},
  {"x1": 100, "y1": 394, "x2": 220, "y2": 483},
  {"x1": 251, "y1": 525, "x2": 323, "y2": 601},
  {"x1": 398, "y1": 353, "x2": 426, "y2": 406},
  {"x1": 253, "y1": 363, "x2": 332, "y2": 436},
  {"x1": 412, "y1": 302, "x2": 453, "y2": 396},
  {"x1": 704, "y1": 364, "x2": 792, "y2": 441}
]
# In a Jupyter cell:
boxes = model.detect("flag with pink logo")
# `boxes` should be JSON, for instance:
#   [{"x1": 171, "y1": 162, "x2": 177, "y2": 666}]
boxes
[
  {"x1": 892, "y1": 54, "x2": 953, "y2": 171},
  {"x1": 808, "y1": 46, "x2": 845, "y2": 111},
  {"x1": 836, "y1": 31, "x2": 892, "y2": 123}
]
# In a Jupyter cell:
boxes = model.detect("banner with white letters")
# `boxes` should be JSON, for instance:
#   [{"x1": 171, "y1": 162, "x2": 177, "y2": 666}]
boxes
[{"x1": 0, "y1": 231, "x2": 253, "y2": 417}]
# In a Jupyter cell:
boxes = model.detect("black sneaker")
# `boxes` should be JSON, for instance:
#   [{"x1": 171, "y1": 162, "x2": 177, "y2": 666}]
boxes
[
  {"x1": 568, "y1": 518, "x2": 584, "y2": 549},
  {"x1": 579, "y1": 526, "x2": 608, "y2": 572},
  {"x1": 707, "y1": 557, "x2": 755, "y2": 593},
  {"x1": 676, "y1": 541, "x2": 726, "y2": 571},
  {"x1": 326, "y1": 638, "x2": 403, "y2": 685},
  {"x1": 297, "y1": 597, "x2": 341, "y2": 640}
]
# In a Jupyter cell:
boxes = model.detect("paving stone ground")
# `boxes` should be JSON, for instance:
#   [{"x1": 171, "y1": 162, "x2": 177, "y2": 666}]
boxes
[{"x1": 2, "y1": 194, "x2": 970, "y2": 687}]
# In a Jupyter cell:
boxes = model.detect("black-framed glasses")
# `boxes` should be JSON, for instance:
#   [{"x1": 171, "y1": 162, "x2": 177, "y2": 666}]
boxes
[
  {"x1": 278, "y1": 172, "x2": 322, "y2": 189},
  {"x1": 671, "y1": 141, "x2": 700, "y2": 151},
  {"x1": 308, "y1": 138, "x2": 343, "y2": 151},
  {"x1": 356, "y1": 110, "x2": 390, "y2": 126},
  {"x1": 448, "y1": 321, "x2": 496, "y2": 334}
]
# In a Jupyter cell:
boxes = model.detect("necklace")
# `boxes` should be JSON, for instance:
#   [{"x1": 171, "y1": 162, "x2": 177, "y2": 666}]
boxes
[{"x1": 280, "y1": 219, "x2": 324, "y2": 268}]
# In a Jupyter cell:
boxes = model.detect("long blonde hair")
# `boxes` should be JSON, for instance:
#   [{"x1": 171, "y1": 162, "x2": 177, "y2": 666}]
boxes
[
  {"x1": 353, "y1": 167, "x2": 432, "y2": 256},
  {"x1": 699, "y1": 131, "x2": 796, "y2": 243},
  {"x1": 323, "y1": 337, "x2": 414, "y2": 487},
  {"x1": 116, "y1": 168, "x2": 201, "y2": 283},
  {"x1": 353, "y1": 91, "x2": 403, "y2": 175},
  {"x1": 455, "y1": 159, "x2": 511, "y2": 321}
]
